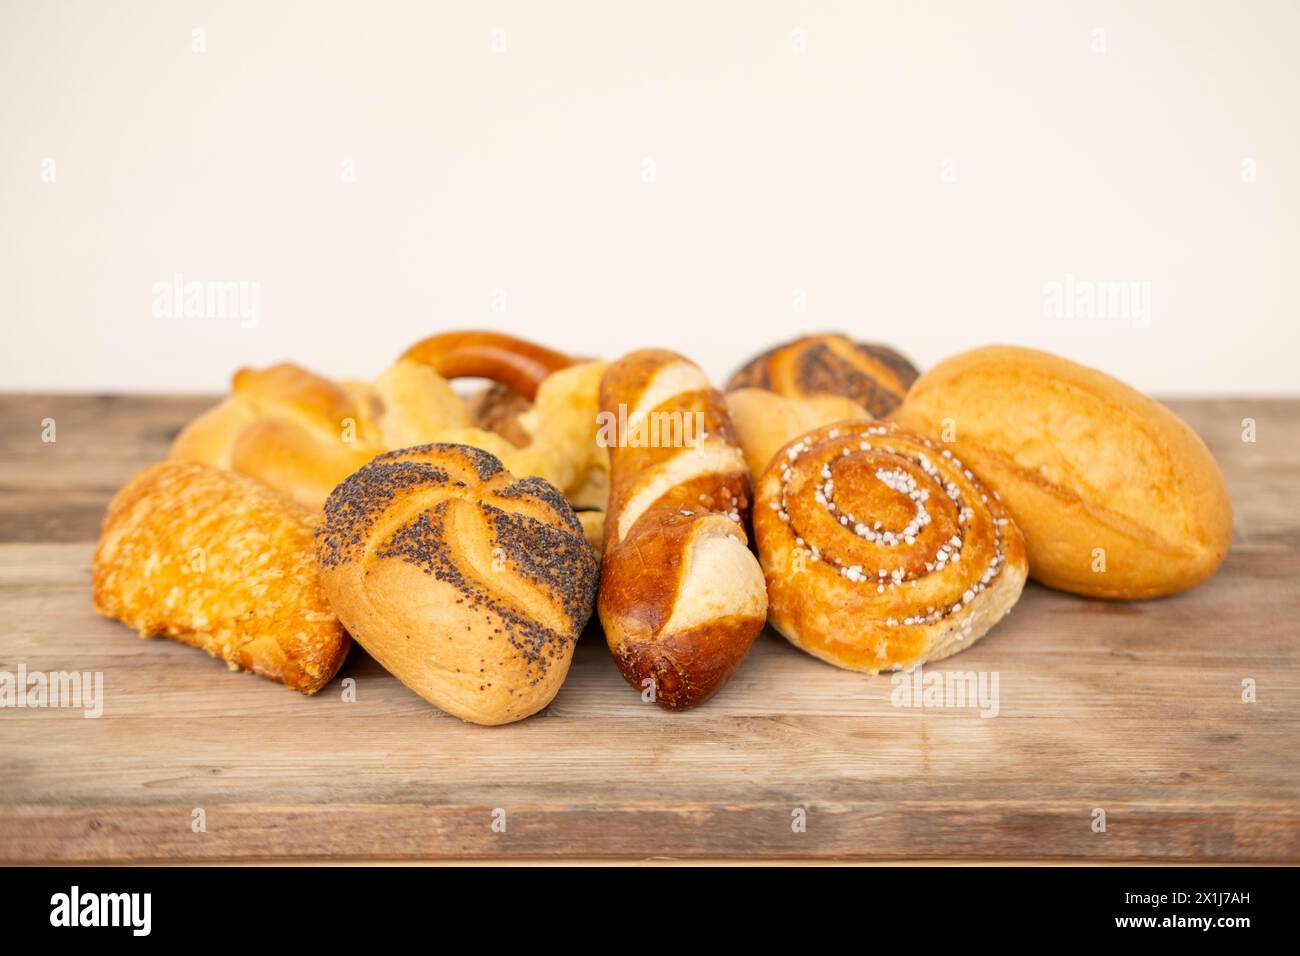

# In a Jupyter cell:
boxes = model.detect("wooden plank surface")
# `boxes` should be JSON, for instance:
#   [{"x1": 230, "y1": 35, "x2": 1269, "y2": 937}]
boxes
[{"x1": 1, "y1": 394, "x2": 1297, "y2": 862}]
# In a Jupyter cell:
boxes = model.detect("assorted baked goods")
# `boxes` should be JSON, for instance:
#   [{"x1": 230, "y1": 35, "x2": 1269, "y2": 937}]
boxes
[
  {"x1": 92, "y1": 328, "x2": 1233, "y2": 717},
  {"x1": 754, "y1": 422, "x2": 1028, "y2": 672},
  {"x1": 172, "y1": 334, "x2": 609, "y2": 514},
  {"x1": 314, "y1": 443, "x2": 597, "y2": 724},
  {"x1": 597, "y1": 350, "x2": 767, "y2": 709},
  {"x1": 727, "y1": 333, "x2": 919, "y2": 418},
  {"x1": 92, "y1": 461, "x2": 349, "y2": 693},
  {"x1": 893, "y1": 346, "x2": 1232, "y2": 599}
]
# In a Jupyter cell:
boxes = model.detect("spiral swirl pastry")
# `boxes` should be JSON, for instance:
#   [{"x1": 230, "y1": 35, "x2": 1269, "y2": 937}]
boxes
[{"x1": 754, "y1": 421, "x2": 1028, "y2": 673}]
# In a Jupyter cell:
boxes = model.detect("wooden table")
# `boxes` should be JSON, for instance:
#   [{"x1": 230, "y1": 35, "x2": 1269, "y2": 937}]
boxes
[{"x1": 1, "y1": 395, "x2": 1296, "y2": 863}]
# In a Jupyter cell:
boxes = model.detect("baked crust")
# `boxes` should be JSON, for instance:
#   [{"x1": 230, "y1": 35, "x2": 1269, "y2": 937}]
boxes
[
  {"x1": 399, "y1": 329, "x2": 574, "y2": 401},
  {"x1": 598, "y1": 350, "x2": 767, "y2": 709},
  {"x1": 170, "y1": 344, "x2": 609, "y2": 516},
  {"x1": 92, "y1": 461, "x2": 350, "y2": 693},
  {"x1": 755, "y1": 421, "x2": 1028, "y2": 673},
  {"x1": 893, "y1": 346, "x2": 1233, "y2": 598},
  {"x1": 727, "y1": 333, "x2": 919, "y2": 417},
  {"x1": 726, "y1": 387, "x2": 870, "y2": 479},
  {"x1": 171, "y1": 362, "x2": 380, "y2": 510},
  {"x1": 315, "y1": 443, "x2": 598, "y2": 725}
]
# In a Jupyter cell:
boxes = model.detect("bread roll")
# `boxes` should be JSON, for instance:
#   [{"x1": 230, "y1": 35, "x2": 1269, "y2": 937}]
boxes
[
  {"x1": 92, "y1": 461, "x2": 350, "y2": 693},
  {"x1": 399, "y1": 329, "x2": 575, "y2": 400},
  {"x1": 172, "y1": 336, "x2": 607, "y2": 515},
  {"x1": 598, "y1": 350, "x2": 768, "y2": 709},
  {"x1": 727, "y1": 333, "x2": 919, "y2": 417},
  {"x1": 171, "y1": 363, "x2": 380, "y2": 510},
  {"x1": 314, "y1": 443, "x2": 598, "y2": 725},
  {"x1": 357, "y1": 359, "x2": 473, "y2": 450},
  {"x1": 508, "y1": 360, "x2": 611, "y2": 511},
  {"x1": 755, "y1": 422, "x2": 1028, "y2": 672},
  {"x1": 726, "y1": 387, "x2": 870, "y2": 479},
  {"x1": 893, "y1": 346, "x2": 1232, "y2": 599}
]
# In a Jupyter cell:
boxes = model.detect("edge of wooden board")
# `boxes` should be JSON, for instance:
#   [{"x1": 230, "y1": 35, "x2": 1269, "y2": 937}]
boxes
[{"x1": 4, "y1": 801, "x2": 1299, "y2": 864}]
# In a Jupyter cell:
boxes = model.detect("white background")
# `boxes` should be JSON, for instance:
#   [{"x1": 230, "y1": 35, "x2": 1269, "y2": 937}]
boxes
[{"x1": 2, "y1": 0, "x2": 1297, "y2": 394}]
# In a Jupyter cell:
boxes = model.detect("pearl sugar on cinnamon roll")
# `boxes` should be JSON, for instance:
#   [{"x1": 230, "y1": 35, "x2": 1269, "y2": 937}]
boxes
[{"x1": 754, "y1": 421, "x2": 1028, "y2": 673}]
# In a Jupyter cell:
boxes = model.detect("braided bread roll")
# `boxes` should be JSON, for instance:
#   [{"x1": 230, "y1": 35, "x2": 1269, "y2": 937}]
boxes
[
  {"x1": 598, "y1": 350, "x2": 767, "y2": 710},
  {"x1": 728, "y1": 333, "x2": 920, "y2": 418},
  {"x1": 755, "y1": 421, "x2": 1028, "y2": 673},
  {"x1": 315, "y1": 443, "x2": 598, "y2": 725},
  {"x1": 171, "y1": 362, "x2": 382, "y2": 510},
  {"x1": 172, "y1": 333, "x2": 607, "y2": 515},
  {"x1": 171, "y1": 360, "x2": 474, "y2": 510}
]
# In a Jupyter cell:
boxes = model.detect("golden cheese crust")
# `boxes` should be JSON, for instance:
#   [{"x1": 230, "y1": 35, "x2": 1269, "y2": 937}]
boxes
[{"x1": 92, "y1": 461, "x2": 350, "y2": 693}]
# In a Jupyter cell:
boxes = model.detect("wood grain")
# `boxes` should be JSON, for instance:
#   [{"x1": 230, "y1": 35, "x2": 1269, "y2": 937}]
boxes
[{"x1": 0, "y1": 394, "x2": 1297, "y2": 862}]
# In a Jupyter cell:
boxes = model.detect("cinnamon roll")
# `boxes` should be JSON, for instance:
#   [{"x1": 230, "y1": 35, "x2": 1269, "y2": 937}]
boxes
[{"x1": 754, "y1": 422, "x2": 1028, "y2": 673}]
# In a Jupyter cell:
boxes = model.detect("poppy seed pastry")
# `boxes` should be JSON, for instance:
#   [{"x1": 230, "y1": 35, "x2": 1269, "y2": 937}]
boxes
[
  {"x1": 727, "y1": 333, "x2": 920, "y2": 418},
  {"x1": 754, "y1": 421, "x2": 1028, "y2": 673},
  {"x1": 314, "y1": 443, "x2": 598, "y2": 725}
]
